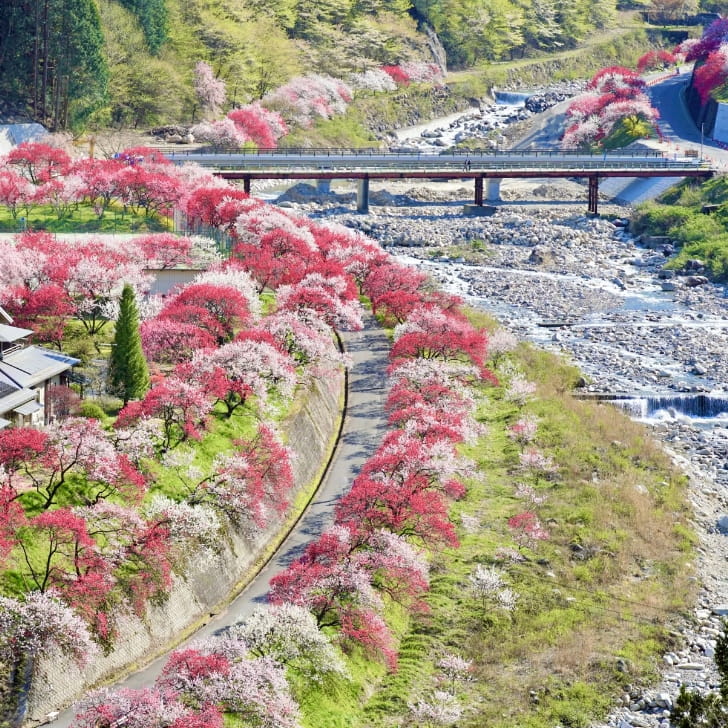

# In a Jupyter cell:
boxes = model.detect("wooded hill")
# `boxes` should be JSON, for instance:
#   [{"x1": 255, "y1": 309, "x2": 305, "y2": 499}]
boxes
[{"x1": 0, "y1": 0, "x2": 627, "y2": 133}]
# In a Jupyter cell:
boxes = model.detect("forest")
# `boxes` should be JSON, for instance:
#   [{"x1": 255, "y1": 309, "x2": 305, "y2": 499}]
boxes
[{"x1": 0, "y1": 0, "x2": 714, "y2": 132}]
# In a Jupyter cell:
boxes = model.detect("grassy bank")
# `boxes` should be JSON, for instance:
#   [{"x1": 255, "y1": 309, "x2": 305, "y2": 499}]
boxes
[
  {"x1": 632, "y1": 176, "x2": 728, "y2": 280},
  {"x1": 295, "y1": 315, "x2": 693, "y2": 728}
]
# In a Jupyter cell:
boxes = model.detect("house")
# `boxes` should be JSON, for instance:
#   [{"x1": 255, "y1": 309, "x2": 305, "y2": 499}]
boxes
[{"x1": 0, "y1": 307, "x2": 79, "y2": 429}]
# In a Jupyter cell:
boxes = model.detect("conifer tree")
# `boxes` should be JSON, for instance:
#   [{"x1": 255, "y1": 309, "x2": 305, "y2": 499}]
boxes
[{"x1": 108, "y1": 284, "x2": 149, "y2": 405}]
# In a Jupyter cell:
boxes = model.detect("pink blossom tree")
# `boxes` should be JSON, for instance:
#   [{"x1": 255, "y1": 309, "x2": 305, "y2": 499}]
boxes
[
  {"x1": 194, "y1": 61, "x2": 227, "y2": 118},
  {"x1": 116, "y1": 377, "x2": 212, "y2": 451},
  {"x1": 182, "y1": 336, "x2": 296, "y2": 417},
  {"x1": 133, "y1": 233, "x2": 193, "y2": 269},
  {"x1": 141, "y1": 319, "x2": 217, "y2": 365},
  {"x1": 0, "y1": 168, "x2": 34, "y2": 218},
  {"x1": 73, "y1": 687, "x2": 225, "y2": 728}
]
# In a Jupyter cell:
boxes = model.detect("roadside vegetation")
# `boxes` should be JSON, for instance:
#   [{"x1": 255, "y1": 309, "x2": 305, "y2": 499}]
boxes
[
  {"x1": 632, "y1": 176, "x2": 728, "y2": 280},
  {"x1": 300, "y1": 319, "x2": 694, "y2": 728}
]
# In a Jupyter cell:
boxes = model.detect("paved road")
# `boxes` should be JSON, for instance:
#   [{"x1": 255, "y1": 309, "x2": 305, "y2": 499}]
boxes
[
  {"x1": 51, "y1": 313, "x2": 390, "y2": 727},
  {"x1": 647, "y1": 71, "x2": 728, "y2": 168}
]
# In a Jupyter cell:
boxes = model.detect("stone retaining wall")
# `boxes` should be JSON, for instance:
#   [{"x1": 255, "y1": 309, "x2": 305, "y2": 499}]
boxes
[{"x1": 21, "y1": 371, "x2": 344, "y2": 724}]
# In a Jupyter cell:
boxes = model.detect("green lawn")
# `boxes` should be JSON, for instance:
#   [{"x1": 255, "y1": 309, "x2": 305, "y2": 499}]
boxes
[{"x1": 0, "y1": 203, "x2": 171, "y2": 233}]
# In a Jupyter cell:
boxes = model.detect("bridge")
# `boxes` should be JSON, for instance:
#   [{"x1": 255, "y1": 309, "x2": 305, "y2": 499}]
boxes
[{"x1": 167, "y1": 148, "x2": 715, "y2": 215}]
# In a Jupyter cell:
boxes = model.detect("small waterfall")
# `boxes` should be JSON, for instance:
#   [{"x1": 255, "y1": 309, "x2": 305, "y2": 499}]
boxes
[
  {"x1": 493, "y1": 90, "x2": 532, "y2": 107},
  {"x1": 611, "y1": 394, "x2": 728, "y2": 420},
  {"x1": 423, "y1": 24, "x2": 447, "y2": 75},
  {"x1": 614, "y1": 398, "x2": 649, "y2": 418}
]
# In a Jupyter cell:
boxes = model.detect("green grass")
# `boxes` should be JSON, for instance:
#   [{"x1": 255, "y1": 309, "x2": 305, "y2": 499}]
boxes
[
  {"x1": 0, "y1": 203, "x2": 171, "y2": 233},
  {"x1": 631, "y1": 178, "x2": 728, "y2": 281},
  {"x1": 297, "y1": 333, "x2": 694, "y2": 728}
]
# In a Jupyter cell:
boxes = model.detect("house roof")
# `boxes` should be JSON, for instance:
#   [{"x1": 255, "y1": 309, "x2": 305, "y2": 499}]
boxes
[
  {"x1": 0, "y1": 323, "x2": 33, "y2": 344},
  {"x1": 0, "y1": 306, "x2": 13, "y2": 325},
  {"x1": 0, "y1": 382, "x2": 37, "y2": 416},
  {"x1": 0, "y1": 346, "x2": 79, "y2": 389}
]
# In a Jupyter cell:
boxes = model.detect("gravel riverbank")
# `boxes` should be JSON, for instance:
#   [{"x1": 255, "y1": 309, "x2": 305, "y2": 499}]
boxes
[{"x1": 277, "y1": 177, "x2": 728, "y2": 728}]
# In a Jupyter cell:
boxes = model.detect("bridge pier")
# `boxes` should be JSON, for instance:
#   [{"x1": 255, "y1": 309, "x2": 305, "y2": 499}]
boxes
[
  {"x1": 357, "y1": 177, "x2": 369, "y2": 214},
  {"x1": 243, "y1": 176, "x2": 251, "y2": 195},
  {"x1": 486, "y1": 178, "x2": 501, "y2": 202},
  {"x1": 316, "y1": 179, "x2": 331, "y2": 194},
  {"x1": 588, "y1": 176, "x2": 599, "y2": 215},
  {"x1": 474, "y1": 177, "x2": 483, "y2": 206}
]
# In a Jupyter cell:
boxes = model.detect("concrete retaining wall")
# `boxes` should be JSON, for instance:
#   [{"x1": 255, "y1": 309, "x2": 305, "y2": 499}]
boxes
[
  {"x1": 21, "y1": 371, "x2": 344, "y2": 724},
  {"x1": 714, "y1": 102, "x2": 728, "y2": 145}
]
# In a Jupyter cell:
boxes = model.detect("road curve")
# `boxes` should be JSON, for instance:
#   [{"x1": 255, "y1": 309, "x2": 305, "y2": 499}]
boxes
[
  {"x1": 49, "y1": 313, "x2": 390, "y2": 727},
  {"x1": 648, "y1": 71, "x2": 728, "y2": 168}
]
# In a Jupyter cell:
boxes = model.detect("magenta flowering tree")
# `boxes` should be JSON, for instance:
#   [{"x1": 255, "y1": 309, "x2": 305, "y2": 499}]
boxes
[
  {"x1": 683, "y1": 17, "x2": 728, "y2": 63},
  {"x1": 141, "y1": 319, "x2": 217, "y2": 365},
  {"x1": 115, "y1": 377, "x2": 213, "y2": 450},
  {"x1": 227, "y1": 103, "x2": 288, "y2": 148},
  {"x1": 133, "y1": 233, "x2": 194, "y2": 269},
  {"x1": 155, "y1": 645, "x2": 301, "y2": 727},
  {"x1": 0, "y1": 418, "x2": 146, "y2": 511},
  {"x1": 562, "y1": 65, "x2": 660, "y2": 150},
  {"x1": 507, "y1": 415, "x2": 538, "y2": 448},
  {"x1": 507, "y1": 511, "x2": 549, "y2": 551},
  {"x1": 636, "y1": 49, "x2": 676, "y2": 73},
  {"x1": 693, "y1": 49, "x2": 728, "y2": 104},
  {"x1": 0, "y1": 168, "x2": 34, "y2": 219}
]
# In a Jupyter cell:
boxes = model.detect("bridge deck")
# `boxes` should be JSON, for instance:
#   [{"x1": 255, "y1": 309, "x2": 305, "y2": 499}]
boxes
[{"x1": 166, "y1": 148, "x2": 715, "y2": 214}]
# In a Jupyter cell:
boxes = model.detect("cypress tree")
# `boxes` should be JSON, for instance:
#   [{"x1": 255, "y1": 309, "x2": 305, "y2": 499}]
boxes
[{"x1": 108, "y1": 284, "x2": 149, "y2": 405}]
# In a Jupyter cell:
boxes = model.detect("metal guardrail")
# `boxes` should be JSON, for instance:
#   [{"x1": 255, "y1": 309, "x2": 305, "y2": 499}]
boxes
[{"x1": 168, "y1": 146, "x2": 667, "y2": 159}]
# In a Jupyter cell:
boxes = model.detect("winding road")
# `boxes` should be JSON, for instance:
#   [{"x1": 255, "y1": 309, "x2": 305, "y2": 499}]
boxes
[{"x1": 49, "y1": 314, "x2": 391, "y2": 727}]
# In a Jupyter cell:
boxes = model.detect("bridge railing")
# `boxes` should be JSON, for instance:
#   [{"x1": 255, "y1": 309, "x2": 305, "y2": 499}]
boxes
[
  {"x1": 167, "y1": 146, "x2": 668, "y2": 160},
  {"x1": 200, "y1": 158, "x2": 708, "y2": 172}
]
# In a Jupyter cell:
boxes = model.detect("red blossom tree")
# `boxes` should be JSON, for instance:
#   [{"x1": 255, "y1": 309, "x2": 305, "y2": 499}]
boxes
[
  {"x1": 6, "y1": 142, "x2": 71, "y2": 184},
  {"x1": 158, "y1": 283, "x2": 251, "y2": 343},
  {"x1": 133, "y1": 233, "x2": 193, "y2": 269},
  {"x1": 116, "y1": 377, "x2": 212, "y2": 450},
  {"x1": 636, "y1": 49, "x2": 676, "y2": 73},
  {"x1": 184, "y1": 186, "x2": 249, "y2": 232},
  {"x1": 227, "y1": 104, "x2": 288, "y2": 148},
  {"x1": 693, "y1": 50, "x2": 728, "y2": 104},
  {"x1": 16, "y1": 508, "x2": 116, "y2": 642},
  {"x1": 1, "y1": 283, "x2": 74, "y2": 348},
  {"x1": 141, "y1": 319, "x2": 217, "y2": 365}
]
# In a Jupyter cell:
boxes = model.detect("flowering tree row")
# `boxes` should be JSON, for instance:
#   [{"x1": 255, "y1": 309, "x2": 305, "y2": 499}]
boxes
[
  {"x1": 561, "y1": 66, "x2": 661, "y2": 150},
  {"x1": 679, "y1": 17, "x2": 728, "y2": 104},
  {"x1": 67, "y1": 171, "x2": 499, "y2": 724},
  {"x1": 190, "y1": 59, "x2": 445, "y2": 149},
  {"x1": 0, "y1": 141, "x2": 237, "y2": 230}
]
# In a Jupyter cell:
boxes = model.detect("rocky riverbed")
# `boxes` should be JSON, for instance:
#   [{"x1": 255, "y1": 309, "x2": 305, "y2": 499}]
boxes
[{"x1": 276, "y1": 176, "x2": 728, "y2": 728}]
